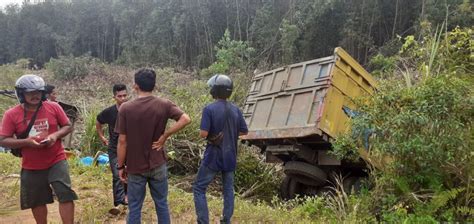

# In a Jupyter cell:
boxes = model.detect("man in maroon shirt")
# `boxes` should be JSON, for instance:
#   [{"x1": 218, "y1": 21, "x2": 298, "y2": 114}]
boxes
[{"x1": 115, "y1": 68, "x2": 191, "y2": 224}]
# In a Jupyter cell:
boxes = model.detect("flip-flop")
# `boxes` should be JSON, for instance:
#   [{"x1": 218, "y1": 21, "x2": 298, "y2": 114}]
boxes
[{"x1": 108, "y1": 207, "x2": 121, "y2": 215}]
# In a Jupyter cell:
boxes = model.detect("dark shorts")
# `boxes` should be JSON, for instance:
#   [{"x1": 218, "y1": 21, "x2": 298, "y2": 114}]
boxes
[{"x1": 20, "y1": 160, "x2": 78, "y2": 210}]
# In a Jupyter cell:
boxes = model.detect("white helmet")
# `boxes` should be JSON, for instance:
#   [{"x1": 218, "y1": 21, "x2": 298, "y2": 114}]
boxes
[
  {"x1": 207, "y1": 74, "x2": 233, "y2": 99},
  {"x1": 15, "y1": 74, "x2": 46, "y2": 103}
]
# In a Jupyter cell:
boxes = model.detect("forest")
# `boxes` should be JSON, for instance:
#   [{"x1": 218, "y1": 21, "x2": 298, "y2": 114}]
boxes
[{"x1": 0, "y1": 0, "x2": 471, "y2": 69}]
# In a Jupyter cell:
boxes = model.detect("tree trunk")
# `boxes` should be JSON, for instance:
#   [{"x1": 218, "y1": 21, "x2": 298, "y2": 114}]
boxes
[{"x1": 392, "y1": 0, "x2": 399, "y2": 38}]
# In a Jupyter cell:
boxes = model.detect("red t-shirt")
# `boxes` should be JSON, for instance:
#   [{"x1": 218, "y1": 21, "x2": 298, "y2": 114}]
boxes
[{"x1": 0, "y1": 101, "x2": 70, "y2": 170}]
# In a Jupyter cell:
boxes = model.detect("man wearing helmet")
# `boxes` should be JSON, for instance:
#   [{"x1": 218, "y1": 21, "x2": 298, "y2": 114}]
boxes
[
  {"x1": 193, "y1": 74, "x2": 248, "y2": 224},
  {"x1": 0, "y1": 74, "x2": 77, "y2": 224}
]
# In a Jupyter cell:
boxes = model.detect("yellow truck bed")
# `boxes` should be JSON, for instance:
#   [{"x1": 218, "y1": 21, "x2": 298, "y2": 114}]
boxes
[{"x1": 241, "y1": 47, "x2": 377, "y2": 143}]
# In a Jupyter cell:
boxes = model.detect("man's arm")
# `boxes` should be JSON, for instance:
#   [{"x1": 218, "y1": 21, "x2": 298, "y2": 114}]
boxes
[
  {"x1": 117, "y1": 134, "x2": 127, "y2": 182},
  {"x1": 117, "y1": 134, "x2": 127, "y2": 167},
  {"x1": 0, "y1": 111, "x2": 43, "y2": 149},
  {"x1": 0, "y1": 135, "x2": 43, "y2": 149},
  {"x1": 0, "y1": 122, "x2": 72, "y2": 149},
  {"x1": 95, "y1": 121, "x2": 108, "y2": 146},
  {"x1": 152, "y1": 113, "x2": 192, "y2": 150}
]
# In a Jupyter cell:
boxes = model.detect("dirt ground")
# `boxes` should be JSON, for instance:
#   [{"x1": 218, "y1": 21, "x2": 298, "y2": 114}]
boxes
[
  {"x1": 0, "y1": 203, "x2": 219, "y2": 224},
  {"x1": 0, "y1": 175, "x2": 222, "y2": 224},
  {"x1": 0, "y1": 204, "x2": 60, "y2": 224}
]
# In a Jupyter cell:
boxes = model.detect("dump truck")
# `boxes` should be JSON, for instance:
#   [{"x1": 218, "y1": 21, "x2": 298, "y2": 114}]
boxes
[{"x1": 241, "y1": 47, "x2": 378, "y2": 198}]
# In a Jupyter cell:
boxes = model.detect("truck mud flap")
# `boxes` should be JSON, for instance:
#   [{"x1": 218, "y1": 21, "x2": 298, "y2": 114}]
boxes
[{"x1": 284, "y1": 161, "x2": 327, "y2": 186}]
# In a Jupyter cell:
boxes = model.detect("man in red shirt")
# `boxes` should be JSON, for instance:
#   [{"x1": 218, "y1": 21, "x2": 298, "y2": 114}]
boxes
[
  {"x1": 0, "y1": 74, "x2": 77, "y2": 224},
  {"x1": 116, "y1": 68, "x2": 191, "y2": 224}
]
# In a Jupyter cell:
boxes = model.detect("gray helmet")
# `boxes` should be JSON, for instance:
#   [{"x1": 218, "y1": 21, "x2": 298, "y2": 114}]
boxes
[
  {"x1": 15, "y1": 74, "x2": 46, "y2": 92},
  {"x1": 207, "y1": 74, "x2": 233, "y2": 99},
  {"x1": 15, "y1": 74, "x2": 47, "y2": 103}
]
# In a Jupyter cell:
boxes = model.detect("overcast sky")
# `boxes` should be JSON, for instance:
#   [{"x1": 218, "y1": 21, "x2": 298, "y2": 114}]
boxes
[{"x1": 0, "y1": 0, "x2": 24, "y2": 9}]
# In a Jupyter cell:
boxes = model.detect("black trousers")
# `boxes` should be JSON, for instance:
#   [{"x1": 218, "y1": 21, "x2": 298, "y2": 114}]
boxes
[{"x1": 108, "y1": 148, "x2": 127, "y2": 206}]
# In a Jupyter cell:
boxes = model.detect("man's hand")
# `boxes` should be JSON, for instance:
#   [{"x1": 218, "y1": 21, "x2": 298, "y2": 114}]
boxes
[
  {"x1": 25, "y1": 138, "x2": 44, "y2": 148},
  {"x1": 43, "y1": 134, "x2": 58, "y2": 148},
  {"x1": 100, "y1": 136, "x2": 109, "y2": 146},
  {"x1": 151, "y1": 113, "x2": 191, "y2": 151},
  {"x1": 96, "y1": 121, "x2": 108, "y2": 146},
  {"x1": 152, "y1": 134, "x2": 168, "y2": 151},
  {"x1": 119, "y1": 169, "x2": 127, "y2": 183}
]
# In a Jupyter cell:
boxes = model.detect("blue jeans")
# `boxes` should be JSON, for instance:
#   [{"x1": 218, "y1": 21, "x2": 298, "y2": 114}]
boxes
[
  {"x1": 127, "y1": 164, "x2": 170, "y2": 224},
  {"x1": 193, "y1": 164, "x2": 234, "y2": 224},
  {"x1": 108, "y1": 149, "x2": 127, "y2": 206}
]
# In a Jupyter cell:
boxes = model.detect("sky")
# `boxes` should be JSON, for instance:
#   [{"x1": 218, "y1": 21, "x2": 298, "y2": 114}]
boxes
[{"x1": 0, "y1": 0, "x2": 25, "y2": 9}]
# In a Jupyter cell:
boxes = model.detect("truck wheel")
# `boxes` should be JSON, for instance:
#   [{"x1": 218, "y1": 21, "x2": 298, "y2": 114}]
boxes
[
  {"x1": 284, "y1": 161, "x2": 327, "y2": 186},
  {"x1": 280, "y1": 176, "x2": 291, "y2": 199},
  {"x1": 280, "y1": 176, "x2": 303, "y2": 200}
]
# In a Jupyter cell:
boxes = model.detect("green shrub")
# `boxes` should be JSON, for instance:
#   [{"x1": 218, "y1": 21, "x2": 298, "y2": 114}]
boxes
[
  {"x1": 15, "y1": 58, "x2": 31, "y2": 69},
  {"x1": 400, "y1": 26, "x2": 473, "y2": 78},
  {"x1": 333, "y1": 25, "x2": 473, "y2": 222},
  {"x1": 162, "y1": 76, "x2": 211, "y2": 173},
  {"x1": 368, "y1": 53, "x2": 397, "y2": 78},
  {"x1": 200, "y1": 62, "x2": 230, "y2": 78},
  {"x1": 235, "y1": 146, "x2": 280, "y2": 201},
  {"x1": 201, "y1": 29, "x2": 254, "y2": 78},
  {"x1": 334, "y1": 75, "x2": 472, "y2": 220},
  {"x1": 228, "y1": 72, "x2": 253, "y2": 107},
  {"x1": 46, "y1": 55, "x2": 105, "y2": 80}
]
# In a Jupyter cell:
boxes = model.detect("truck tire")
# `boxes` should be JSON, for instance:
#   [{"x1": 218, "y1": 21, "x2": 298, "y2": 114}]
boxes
[
  {"x1": 284, "y1": 161, "x2": 327, "y2": 186},
  {"x1": 280, "y1": 176, "x2": 291, "y2": 199},
  {"x1": 280, "y1": 176, "x2": 302, "y2": 200}
]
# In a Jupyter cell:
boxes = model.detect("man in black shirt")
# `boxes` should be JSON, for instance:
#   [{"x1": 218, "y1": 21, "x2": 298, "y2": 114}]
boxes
[{"x1": 96, "y1": 84, "x2": 128, "y2": 212}]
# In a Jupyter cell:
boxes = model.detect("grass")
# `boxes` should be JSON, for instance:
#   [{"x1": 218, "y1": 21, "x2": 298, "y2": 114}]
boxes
[
  {"x1": 0, "y1": 153, "x2": 381, "y2": 223},
  {"x1": 0, "y1": 153, "x2": 318, "y2": 223}
]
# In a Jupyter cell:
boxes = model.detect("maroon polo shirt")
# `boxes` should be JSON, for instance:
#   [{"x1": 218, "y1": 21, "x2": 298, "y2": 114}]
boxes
[{"x1": 115, "y1": 95, "x2": 184, "y2": 174}]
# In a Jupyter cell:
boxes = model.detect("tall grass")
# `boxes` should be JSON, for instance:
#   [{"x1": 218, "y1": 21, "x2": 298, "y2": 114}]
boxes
[
  {"x1": 78, "y1": 101, "x2": 107, "y2": 156},
  {"x1": 426, "y1": 23, "x2": 445, "y2": 78}
]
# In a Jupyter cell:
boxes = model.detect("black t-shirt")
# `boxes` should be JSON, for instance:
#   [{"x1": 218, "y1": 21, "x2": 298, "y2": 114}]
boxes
[{"x1": 97, "y1": 105, "x2": 119, "y2": 150}]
